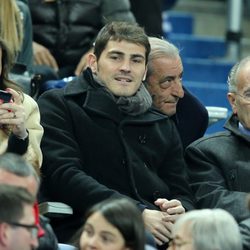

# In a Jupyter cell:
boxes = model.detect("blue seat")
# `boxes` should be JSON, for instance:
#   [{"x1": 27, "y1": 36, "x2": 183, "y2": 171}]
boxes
[
  {"x1": 183, "y1": 81, "x2": 231, "y2": 134},
  {"x1": 182, "y1": 58, "x2": 234, "y2": 83},
  {"x1": 163, "y1": 11, "x2": 194, "y2": 36},
  {"x1": 168, "y1": 34, "x2": 227, "y2": 59}
]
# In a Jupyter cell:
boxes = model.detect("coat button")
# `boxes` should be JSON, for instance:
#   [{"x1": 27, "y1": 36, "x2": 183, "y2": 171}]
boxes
[{"x1": 138, "y1": 135, "x2": 146, "y2": 144}]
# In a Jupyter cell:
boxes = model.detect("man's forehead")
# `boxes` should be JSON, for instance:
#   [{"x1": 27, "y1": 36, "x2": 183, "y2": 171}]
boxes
[
  {"x1": 105, "y1": 40, "x2": 146, "y2": 57},
  {"x1": 0, "y1": 169, "x2": 38, "y2": 194},
  {"x1": 237, "y1": 64, "x2": 250, "y2": 89}
]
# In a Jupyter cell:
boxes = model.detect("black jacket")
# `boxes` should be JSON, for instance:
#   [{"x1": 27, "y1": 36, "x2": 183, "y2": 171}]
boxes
[
  {"x1": 174, "y1": 87, "x2": 208, "y2": 149},
  {"x1": 186, "y1": 114, "x2": 250, "y2": 221},
  {"x1": 38, "y1": 69, "x2": 195, "y2": 242},
  {"x1": 185, "y1": 114, "x2": 250, "y2": 249},
  {"x1": 29, "y1": 0, "x2": 135, "y2": 68}
]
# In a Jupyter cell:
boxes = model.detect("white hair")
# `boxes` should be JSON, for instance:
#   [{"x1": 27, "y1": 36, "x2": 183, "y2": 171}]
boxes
[{"x1": 173, "y1": 209, "x2": 243, "y2": 250}]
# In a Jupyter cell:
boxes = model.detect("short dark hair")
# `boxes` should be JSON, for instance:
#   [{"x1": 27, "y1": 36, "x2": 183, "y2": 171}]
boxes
[
  {"x1": 84, "y1": 198, "x2": 145, "y2": 250},
  {"x1": 93, "y1": 21, "x2": 151, "y2": 64},
  {"x1": 0, "y1": 184, "x2": 35, "y2": 223}
]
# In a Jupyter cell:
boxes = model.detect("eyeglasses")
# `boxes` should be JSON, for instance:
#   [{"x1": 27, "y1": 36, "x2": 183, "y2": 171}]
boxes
[
  {"x1": 7, "y1": 222, "x2": 39, "y2": 239},
  {"x1": 168, "y1": 238, "x2": 192, "y2": 249},
  {"x1": 235, "y1": 92, "x2": 250, "y2": 102}
]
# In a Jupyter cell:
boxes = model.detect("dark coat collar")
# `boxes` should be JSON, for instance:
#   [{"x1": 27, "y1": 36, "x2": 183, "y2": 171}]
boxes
[
  {"x1": 63, "y1": 69, "x2": 167, "y2": 124},
  {"x1": 224, "y1": 114, "x2": 250, "y2": 143}
]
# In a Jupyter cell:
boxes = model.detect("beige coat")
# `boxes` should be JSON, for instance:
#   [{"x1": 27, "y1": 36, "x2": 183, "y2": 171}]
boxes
[{"x1": 0, "y1": 94, "x2": 43, "y2": 172}]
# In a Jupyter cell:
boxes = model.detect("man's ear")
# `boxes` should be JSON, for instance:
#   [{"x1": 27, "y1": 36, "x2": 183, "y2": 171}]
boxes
[
  {"x1": 87, "y1": 53, "x2": 97, "y2": 73},
  {"x1": 0, "y1": 223, "x2": 10, "y2": 247},
  {"x1": 227, "y1": 92, "x2": 237, "y2": 114}
]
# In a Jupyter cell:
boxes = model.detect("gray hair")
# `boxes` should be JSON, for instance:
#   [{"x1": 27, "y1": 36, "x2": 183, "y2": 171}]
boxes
[
  {"x1": 0, "y1": 153, "x2": 40, "y2": 185},
  {"x1": 173, "y1": 209, "x2": 242, "y2": 250},
  {"x1": 146, "y1": 37, "x2": 180, "y2": 79},
  {"x1": 227, "y1": 56, "x2": 250, "y2": 92}
]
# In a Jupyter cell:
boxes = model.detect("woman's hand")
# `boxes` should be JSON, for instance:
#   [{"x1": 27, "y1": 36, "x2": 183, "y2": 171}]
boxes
[{"x1": 0, "y1": 88, "x2": 28, "y2": 139}]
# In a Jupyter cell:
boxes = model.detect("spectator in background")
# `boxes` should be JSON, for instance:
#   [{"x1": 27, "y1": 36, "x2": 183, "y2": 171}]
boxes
[
  {"x1": 130, "y1": 0, "x2": 163, "y2": 37},
  {"x1": 146, "y1": 37, "x2": 208, "y2": 148},
  {"x1": 0, "y1": 153, "x2": 58, "y2": 250},
  {"x1": 0, "y1": 184, "x2": 38, "y2": 250},
  {"x1": 0, "y1": 0, "x2": 33, "y2": 72},
  {"x1": 38, "y1": 21, "x2": 195, "y2": 246},
  {"x1": 0, "y1": 38, "x2": 43, "y2": 171},
  {"x1": 78, "y1": 198, "x2": 146, "y2": 250},
  {"x1": 169, "y1": 209, "x2": 242, "y2": 250},
  {"x1": 28, "y1": 0, "x2": 136, "y2": 79},
  {"x1": 185, "y1": 56, "x2": 250, "y2": 250}
]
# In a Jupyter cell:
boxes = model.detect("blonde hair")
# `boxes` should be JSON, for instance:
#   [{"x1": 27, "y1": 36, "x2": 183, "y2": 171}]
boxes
[{"x1": 0, "y1": 0, "x2": 23, "y2": 58}]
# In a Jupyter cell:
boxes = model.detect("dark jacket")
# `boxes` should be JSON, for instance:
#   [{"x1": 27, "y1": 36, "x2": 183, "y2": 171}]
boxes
[
  {"x1": 186, "y1": 114, "x2": 250, "y2": 221},
  {"x1": 29, "y1": 0, "x2": 135, "y2": 68},
  {"x1": 174, "y1": 87, "x2": 208, "y2": 149},
  {"x1": 16, "y1": 0, "x2": 33, "y2": 72},
  {"x1": 130, "y1": 0, "x2": 163, "y2": 37},
  {"x1": 38, "y1": 69, "x2": 195, "y2": 242}
]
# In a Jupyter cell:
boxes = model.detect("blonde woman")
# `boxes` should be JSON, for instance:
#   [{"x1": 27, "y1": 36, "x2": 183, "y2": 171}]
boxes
[
  {"x1": 0, "y1": 38, "x2": 43, "y2": 173},
  {"x1": 0, "y1": 0, "x2": 33, "y2": 71}
]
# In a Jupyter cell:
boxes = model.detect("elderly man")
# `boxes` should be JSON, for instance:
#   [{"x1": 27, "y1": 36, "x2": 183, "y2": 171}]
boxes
[
  {"x1": 146, "y1": 37, "x2": 208, "y2": 148},
  {"x1": 185, "y1": 56, "x2": 250, "y2": 250},
  {"x1": 38, "y1": 22, "x2": 195, "y2": 247}
]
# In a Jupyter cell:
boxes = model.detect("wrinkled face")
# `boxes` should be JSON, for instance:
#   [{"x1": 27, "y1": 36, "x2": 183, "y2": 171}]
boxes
[
  {"x1": 147, "y1": 56, "x2": 184, "y2": 116},
  {"x1": 228, "y1": 62, "x2": 250, "y2": 129},
  {"x1": 89, "y1": 40, "x2": 147, "y2": 97},
  {"x1": 6, "y1": 204, "x2": 39, "y2": 250},
  {"x1": 80, "y1": 212, "x2": 129, "y2": 250},
  {"x1": 167, "y1": 222, "x2": 193, "y2": 250}
]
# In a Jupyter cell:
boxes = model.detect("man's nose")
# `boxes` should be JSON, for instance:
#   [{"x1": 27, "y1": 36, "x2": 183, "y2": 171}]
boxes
[
  {"x1": 120, "y1": 59, "x2": 131, "y2": 72},
  {"x1": 172, "y1": 80, "x2": 184, "y2": 98}
]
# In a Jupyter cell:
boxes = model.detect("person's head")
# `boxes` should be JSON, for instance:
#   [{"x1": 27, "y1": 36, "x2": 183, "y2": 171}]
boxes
[
  {"x1": 227, "y1": 56, "x2": 250, "y2": 129},
  {"x1": 79, "y1": 198, "x2": 145, "y2": 250},
  {"x1": 0, "y1": 184, "x2": 39, "y2": 250},
  {"x1": 0, "y1": 153, "x2": 39, "y2": 196},
  {"x1": 0, "y1": 0, "x2": 23, "y2": 57},
  {"x1": 145, "y1": 37, "x2": 184, "y2": 116},
  {"x1": 168, "y1": 208, "x2": 242, "y2": 250},
  {"x1": 88, "y1": 21, "x2": 150, "y2": 97}
]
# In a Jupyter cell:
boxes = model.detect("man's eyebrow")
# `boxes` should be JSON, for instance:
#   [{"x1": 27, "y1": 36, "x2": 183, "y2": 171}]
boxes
[
  {"x1": 159, "y1": 75, "x2": 175, "y2": 84},
  {"x1": 107, "y1": 50, "x2": 145, "y2": 59},
  {"x1": 131, "y1": 54, "x2": 145, "y2": 59},
  {"x1": 107, "y1": 50, "x2": 124, "y2": 56}
]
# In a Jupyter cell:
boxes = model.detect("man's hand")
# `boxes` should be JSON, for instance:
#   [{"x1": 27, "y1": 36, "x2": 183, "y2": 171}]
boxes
[
  {"x1": 142, "y1": 209, "x2": 173, "y2": 246},
  {"x1": 74, "y1": 48, "x2": 94, "y2": 76},
  {"x1": 155, "y1": 198, "x2": 185, "y2": 223},
  {"x1": 33, "y1": 42, "x2": 59, "y2": 71}
]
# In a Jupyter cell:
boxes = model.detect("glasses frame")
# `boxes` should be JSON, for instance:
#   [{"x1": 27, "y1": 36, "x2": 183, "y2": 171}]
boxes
[{"x1": 7, "y1": 221, "x2": 39, "y2": 239}]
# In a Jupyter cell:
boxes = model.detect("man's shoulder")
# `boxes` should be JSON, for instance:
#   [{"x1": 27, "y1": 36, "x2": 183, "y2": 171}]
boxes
[
  {"x1": 140, "y1": 108, "x2": 171, "y2": 124},
  {"x1": 187, "y1": 130, "x2": 232, "y2": 149}
]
